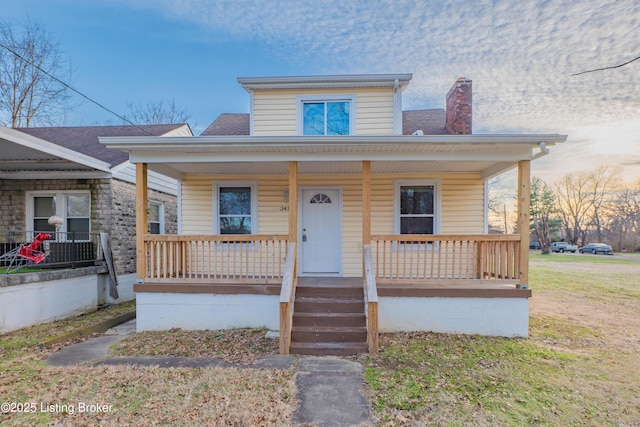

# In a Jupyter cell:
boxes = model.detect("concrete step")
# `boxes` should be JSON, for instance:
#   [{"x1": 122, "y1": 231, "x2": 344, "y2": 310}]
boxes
[
  {"x1": 290, "y1": 341, "x2": 369, "y2": 356},
  {"x1": 293, "y1": 312, "x2": 366, "y2": 327},
  {"x1": 291, "y1": 326, "x2": 367, "y2": 343}
]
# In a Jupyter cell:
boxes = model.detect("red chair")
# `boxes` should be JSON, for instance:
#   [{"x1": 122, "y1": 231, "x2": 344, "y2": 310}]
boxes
[{"x1": 0, "y1": 233, "x2": 52, "y2": 273}]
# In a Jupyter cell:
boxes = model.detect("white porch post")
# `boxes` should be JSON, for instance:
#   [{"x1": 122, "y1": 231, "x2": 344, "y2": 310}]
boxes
[
  {"x1": 136, "y1": 163, "x2": 148, "y2": 281},
  {"x1": 517, "y1": 160, "x2": 530, "y2": 288}
]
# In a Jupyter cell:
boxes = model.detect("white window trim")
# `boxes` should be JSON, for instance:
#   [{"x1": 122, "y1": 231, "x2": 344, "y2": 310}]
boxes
[
  {"x1": 393, "y1": 179, "x2": 441, "y2": 235},
  {"x1": 26, "y1": 190, "x2": 92, "y2": 236},
  {"x1": 296, "y1": 94, "x2": 357, "y2": 136},
  {"x1": 149, "y1": 201, "x2": 165, "y2": 234},
  {"x1": 212, "y1": 181, "x2": 258, "y2": 234}
]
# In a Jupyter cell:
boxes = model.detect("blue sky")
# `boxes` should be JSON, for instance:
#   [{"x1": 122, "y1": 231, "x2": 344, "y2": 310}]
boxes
[{"x1": 2, "y1": 0, "x2": 639, "y2": 180}]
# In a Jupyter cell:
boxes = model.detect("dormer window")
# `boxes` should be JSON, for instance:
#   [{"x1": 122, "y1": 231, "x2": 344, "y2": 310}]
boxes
[{"x1": 297, "y1": 95, "x2": 356, "y2": 135}]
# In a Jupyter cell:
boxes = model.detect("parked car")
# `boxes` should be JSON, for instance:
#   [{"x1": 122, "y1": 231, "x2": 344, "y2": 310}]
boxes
[
  {"x1": 529, "y1": 241, "x2": 540, "y2": 250},
  {"x1": 578, "y1": 243, "x2": 613, "y2": 255},
  {"x1": 551, "y1": 241, "x2": 578, "y2": 253}
]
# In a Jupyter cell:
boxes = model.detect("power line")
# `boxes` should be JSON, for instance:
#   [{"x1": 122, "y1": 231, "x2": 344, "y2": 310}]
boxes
[
  {"x1": 0, "y1": 41, "x2": 153, "y2": 135},
  {"x1": 572, "y1": 55, "x2": 640, "y2": 76}
]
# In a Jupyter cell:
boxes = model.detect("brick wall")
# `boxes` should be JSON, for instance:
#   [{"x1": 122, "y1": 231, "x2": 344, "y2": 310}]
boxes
[
  {"x1": 445, "y1": 77, "x2": 472, "y2": 135},
  {"x1": 110, "y1": 179, "x2": 177, "y2": 274}
]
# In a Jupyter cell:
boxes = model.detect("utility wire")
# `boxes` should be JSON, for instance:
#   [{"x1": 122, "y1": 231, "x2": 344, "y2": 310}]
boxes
[
  {"x1": 0, "y1": 41, "x2": 153, "y2": 135},
  {"x1": 572, "y1": 55, "x2": 640, "y2": 76}
]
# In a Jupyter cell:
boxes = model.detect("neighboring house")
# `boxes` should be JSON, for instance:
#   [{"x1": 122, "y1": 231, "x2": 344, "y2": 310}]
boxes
[
  {"x1": 102, "y1": 74, "x2": 567, "y2": 355},
  {"x1": 0, "y1": 124, "x2": 191, "y2": 303}
]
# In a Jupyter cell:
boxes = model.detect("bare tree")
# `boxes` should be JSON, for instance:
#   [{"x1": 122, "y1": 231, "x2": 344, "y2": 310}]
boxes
[
  {"x1": 125, "y1": 99, "x2": 191, "y2": 125},
  {"x1": 487, "y1": 175, "x2": 515, "y2": 234},
  {"x1": 588, "y1": 166, "x2": 621, "y2": 242},
  {"x1": 555, "y1": 167, "x2": 621, "y2": 245},
  {"x1": 555, "y1": 173, "x2": 593, "y2": 245},
  {"x1": 0, "y1": 18, "x2": 73, "y2": 127},
  {"x1": 604, "y1": 180, "x2": 640, "y2": 251}
]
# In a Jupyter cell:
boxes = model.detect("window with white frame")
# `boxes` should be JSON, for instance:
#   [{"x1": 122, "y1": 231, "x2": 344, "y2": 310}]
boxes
[
  {"x1": 149, "y1": 202, "x2": 164, "y2": 234},
  {"x1": 394, "y1": 180, "x2": 440, "y2": 235},
  {"x1": 213, "y1": 182, "x2": 257, "y2": 234},
  {"x1": 28, "y1": 192, "x2": 91, "y2": 239},
  {"x1": 297, "y1": 95, "x2": 355, "y2": 135}
]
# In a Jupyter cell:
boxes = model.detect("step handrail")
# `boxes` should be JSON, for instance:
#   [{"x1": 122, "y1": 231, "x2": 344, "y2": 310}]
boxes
[
  {"x1": 363, "y1": 244, "x2": 379, "y2": 353},
  {"x1": 279, "y1": 243, "x2": 297, "y2": 355}
]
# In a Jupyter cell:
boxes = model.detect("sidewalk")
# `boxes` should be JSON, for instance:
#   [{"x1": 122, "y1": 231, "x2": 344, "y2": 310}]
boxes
[{"x1": 46, "y1": 320, "x2": 371, "y2": 426}]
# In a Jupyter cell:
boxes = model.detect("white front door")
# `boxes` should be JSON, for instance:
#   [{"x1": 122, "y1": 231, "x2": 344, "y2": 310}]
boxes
[{"x1": 300, "y1": 188, "x2": 341, "y2": 275}]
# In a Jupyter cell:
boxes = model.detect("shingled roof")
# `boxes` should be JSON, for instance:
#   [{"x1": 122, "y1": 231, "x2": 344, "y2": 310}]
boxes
[
  {"x1": 16, "y1": 124, "x2": 189, "y2": 167},
  {"x1": 200, "y1": 114, "x2": 251, "y2": 136},
  {"x1": 200, "y1": 110, "x2": 446, "y2": 136},
  {"x1": 402, "y1": 109, "x2": 446, "y2": 135}
]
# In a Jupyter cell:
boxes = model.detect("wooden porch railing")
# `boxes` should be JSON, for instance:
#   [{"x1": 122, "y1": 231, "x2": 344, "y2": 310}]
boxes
[
  {"x1": 144, "y1": 234, "x2": 289, "y2": 283},
  {"x1": 371, "y1": 234, "x2": 521, "y2": 284},
  {"x1": 279, "y1": 244, "x2": 297, "y2": 355},
  {"x1": 363, "y1": 244, "x2": 379, "y2": 353}
]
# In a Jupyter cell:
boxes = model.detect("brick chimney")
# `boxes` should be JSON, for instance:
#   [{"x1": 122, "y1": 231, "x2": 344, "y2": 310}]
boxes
[{"x1": 445, "y1": 77, "x2": 472, "y2": 135}]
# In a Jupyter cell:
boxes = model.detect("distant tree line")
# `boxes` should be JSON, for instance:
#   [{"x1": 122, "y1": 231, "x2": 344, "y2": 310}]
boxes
[{"x1": 491, "y1": 167, "x2": 640, "y2": 254}]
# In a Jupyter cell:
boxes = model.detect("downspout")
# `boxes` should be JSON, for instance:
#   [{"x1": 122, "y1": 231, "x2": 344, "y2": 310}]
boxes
[
  {"x1": 393, "y1": 79, "x2": 399, "y2": 135},
  {"x1": 532, "y1": 141, "x2": 550, "y2": 160},
  {"x1": 249, "y1": 89, "x2": 255, "y2": 136}
]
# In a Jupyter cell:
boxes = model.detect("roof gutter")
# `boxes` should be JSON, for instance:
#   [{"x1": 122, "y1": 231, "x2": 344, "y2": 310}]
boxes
[{"x1": 532, "y1": 141, "x2": 551, "y2": 160}]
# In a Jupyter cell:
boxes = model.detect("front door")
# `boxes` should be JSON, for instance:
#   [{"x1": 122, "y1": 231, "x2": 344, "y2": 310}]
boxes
[{"x1": 300, "y1": 188, "x2": 341, "y2": 275}]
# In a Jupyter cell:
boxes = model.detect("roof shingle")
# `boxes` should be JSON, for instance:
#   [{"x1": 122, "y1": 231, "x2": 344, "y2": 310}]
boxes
[{"x1": 16, "y1": 124, "x2": 188, "y2": 167}]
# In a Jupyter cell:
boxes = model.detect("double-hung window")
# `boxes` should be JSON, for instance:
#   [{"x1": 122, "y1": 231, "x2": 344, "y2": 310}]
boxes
[
  {"x1": 148, "y1": 202, "x2": 164, "y2": 234},
  {"x1": 394, "y1": 180, "x2": 440, "y2": 236},
  {"x1": 297, "y1": 95, "x2": 356, "y2": 135},
  {"x1": 28, "y1": 191, "x2": 91, "y2": 240},
  {"x1": 214, "y1": 182, "x2": 257, "y2": 234}
]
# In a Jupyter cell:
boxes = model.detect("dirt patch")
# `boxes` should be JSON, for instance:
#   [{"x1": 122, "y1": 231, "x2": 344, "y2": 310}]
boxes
[{"x1": 529, "y1": 260, "x2": 640, "y2": 352}]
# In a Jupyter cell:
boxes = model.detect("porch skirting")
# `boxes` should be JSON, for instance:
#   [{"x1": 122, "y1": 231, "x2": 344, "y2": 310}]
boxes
[
  {"x1": 378, "y1": 296, "x2": 529, "y2": 337},
  {"x1": 135, "y1": 292, "x2": 279, "y2": 332}
]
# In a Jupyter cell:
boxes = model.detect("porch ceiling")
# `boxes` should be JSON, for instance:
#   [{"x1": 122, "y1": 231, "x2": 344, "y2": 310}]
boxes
[
  {"x1": 101, "y1": 133, "x2": 568, "y2": 180},
  {"x1": 149, "y1": 160, "x2": 502, "y2": 176}
]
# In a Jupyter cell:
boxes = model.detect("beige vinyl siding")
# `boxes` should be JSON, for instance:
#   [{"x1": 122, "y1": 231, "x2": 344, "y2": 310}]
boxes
[
  {"x1": 252, "y1": 88, "x2": 395, "y2": 136},
  {"x1": 180, "y1": 173, "x2": 485, "y2": 277}
]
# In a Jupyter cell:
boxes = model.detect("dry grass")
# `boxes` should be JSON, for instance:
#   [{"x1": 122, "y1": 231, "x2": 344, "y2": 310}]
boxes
[
  {"x1": 0, "y1": 307, "x2": 294, "y2": 426},
  {"x1": 359, "y1": 254, "x2": 640, "y2": 426},
  {"x1": 111, "y1": 328, "x2": 280, "y2": 365},
  {"x1": 3, "y1": 254, "x2": 639, "y2": 425}
]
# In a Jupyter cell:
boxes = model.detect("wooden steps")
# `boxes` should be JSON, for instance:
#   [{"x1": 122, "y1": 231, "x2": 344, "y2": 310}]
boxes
[{"x1": 290, "y1": 278, "x2": 368, "y2": 356}]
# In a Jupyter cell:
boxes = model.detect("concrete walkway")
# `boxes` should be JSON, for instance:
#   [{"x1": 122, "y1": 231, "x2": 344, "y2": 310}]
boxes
[{"x1": 46, "y1": 321, "x2": 371, "y2": 426}]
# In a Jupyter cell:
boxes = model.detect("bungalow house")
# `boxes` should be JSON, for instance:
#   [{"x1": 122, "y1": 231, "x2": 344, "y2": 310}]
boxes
[
  {"x1": 102, "y1": 74, "x2": 567, "y2": 355},
  {"x1": 0, "y1": 123, "x2": 191, "y2": 332}
]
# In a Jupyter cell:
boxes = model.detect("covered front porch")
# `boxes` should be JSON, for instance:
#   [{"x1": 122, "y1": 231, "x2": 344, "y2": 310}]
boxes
[
  {"x1": 131, "y1": 159, "x2": 532, "y2": 355},
  {"x1": 100, "y1": 133, "x2": 567, "y2": 353}
]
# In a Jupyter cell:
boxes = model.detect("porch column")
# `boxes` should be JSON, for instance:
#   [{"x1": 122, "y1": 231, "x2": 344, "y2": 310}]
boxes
[
  {"x1": 362, "y1": 161, "x2": 371, "y2": 245},
  {"x1": 136, "y1": 163, "x2": 148, "y2": 280},
  {"x1": 517, "y1": 160, "x2": 530, "y2": 288},
  {"x1": 288, "y1": 161, "x2": 298, "y2": 277}
]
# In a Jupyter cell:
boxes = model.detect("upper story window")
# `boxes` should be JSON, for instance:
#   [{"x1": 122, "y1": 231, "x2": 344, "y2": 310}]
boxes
[{"x1": 297, "y1": 95, "x2": 356, "y2": 135}]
